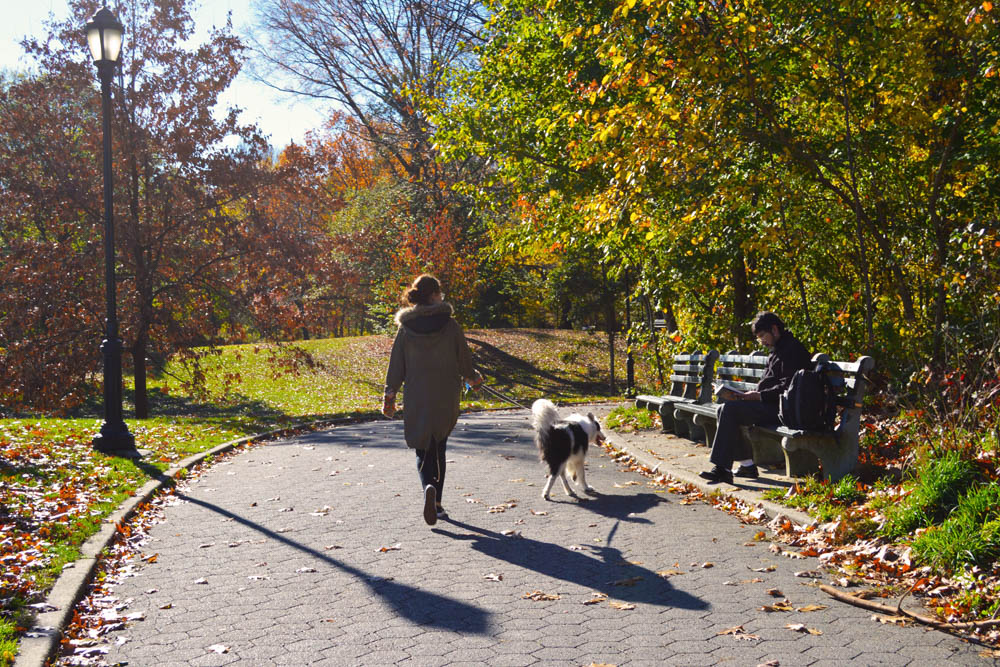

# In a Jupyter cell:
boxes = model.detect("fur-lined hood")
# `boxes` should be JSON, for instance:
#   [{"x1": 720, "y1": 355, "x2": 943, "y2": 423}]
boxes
[{"x1": 393, "y1": 301, "x2": 454, "y2": 328}]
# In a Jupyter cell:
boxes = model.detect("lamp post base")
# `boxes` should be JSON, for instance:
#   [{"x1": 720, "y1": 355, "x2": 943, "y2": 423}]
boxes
[{"x1": 93, "y1": 422, "x2": 140, "y2": 458}]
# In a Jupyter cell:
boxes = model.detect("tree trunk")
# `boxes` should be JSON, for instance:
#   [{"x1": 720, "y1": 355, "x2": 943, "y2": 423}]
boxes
[
  {"x1": 641, "y1": 295, "x2": 665, "y2": 388},
  {"x1": 132, "y1": 334, "x2": 148, "y2": 419},
  {"x1": 602, "y1": 263, "x2": 617, "y2": 394},
  {"x1": 732, "y1": 249, "x2": 755, "y2": 348},
  {"x1": 931, "y1": 224, "x2": 949, "y2": 364}
]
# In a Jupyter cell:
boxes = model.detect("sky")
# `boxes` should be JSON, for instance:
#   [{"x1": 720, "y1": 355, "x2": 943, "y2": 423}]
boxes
[{"x1": 1, "y1": 0, "x2": 329, "y2": 149}]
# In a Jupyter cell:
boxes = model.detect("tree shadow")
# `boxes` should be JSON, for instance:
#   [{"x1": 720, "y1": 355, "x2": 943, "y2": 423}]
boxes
[
  {"x1": 432, "y1": 517, "x2": 707, "y2": 610},
  {"x1": 467, "y1": 337, "x2": 613, "y2": 398},
  {"x1": 175, "y1": 490, "x2": 491, "y2": 633}
]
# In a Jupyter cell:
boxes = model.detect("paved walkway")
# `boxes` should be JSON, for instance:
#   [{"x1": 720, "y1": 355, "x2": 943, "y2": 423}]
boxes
[{"x1": 70, "y1": 407, "x2": 987, "y2": 665}]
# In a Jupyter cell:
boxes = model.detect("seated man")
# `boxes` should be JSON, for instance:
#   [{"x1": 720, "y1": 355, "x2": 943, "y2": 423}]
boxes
[{"x1": 699, "y1": 311, "x2": 812, "y2": 484}]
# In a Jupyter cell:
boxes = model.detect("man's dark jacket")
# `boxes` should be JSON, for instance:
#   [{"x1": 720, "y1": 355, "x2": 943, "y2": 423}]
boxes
[{"x1": 756, "y1": 331, "x2": 812, "y2": 404}]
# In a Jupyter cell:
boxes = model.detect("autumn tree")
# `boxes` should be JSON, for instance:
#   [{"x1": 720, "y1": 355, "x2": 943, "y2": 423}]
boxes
[
  {"x1": 435, "y1": 0, "x2": 1000, "y2": 374},
  {"x1": 0, "y1": 0, "x2": 329, "y2": 415}
]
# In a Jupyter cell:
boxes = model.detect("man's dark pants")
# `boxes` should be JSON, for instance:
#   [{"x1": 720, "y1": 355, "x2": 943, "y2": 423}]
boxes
[{"x1": 709, "y1": 400, "x2": 780, "y2": 469}]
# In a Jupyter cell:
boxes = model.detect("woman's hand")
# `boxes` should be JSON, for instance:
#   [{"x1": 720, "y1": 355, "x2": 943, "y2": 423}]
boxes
[{"x1": 382, "y1": 393, "x2": 396, "y2": 418}]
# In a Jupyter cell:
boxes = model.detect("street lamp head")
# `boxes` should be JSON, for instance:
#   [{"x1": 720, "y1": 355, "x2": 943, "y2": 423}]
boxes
[{"x1": 85, "y1": 7, "x2": 125, "y2": 65}]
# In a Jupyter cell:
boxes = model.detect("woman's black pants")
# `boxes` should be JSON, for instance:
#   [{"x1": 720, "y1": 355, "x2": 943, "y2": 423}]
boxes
[{"x1": 416, "y1": 437, "x2": 447, "y2": 501}]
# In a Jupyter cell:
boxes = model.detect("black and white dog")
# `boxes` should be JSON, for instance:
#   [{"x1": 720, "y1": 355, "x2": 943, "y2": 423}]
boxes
[{"x1": 531, "y1": 399, "x2": 604, "y2": 500}]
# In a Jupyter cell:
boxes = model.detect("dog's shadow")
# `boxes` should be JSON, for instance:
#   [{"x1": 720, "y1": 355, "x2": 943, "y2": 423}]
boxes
[
  {"x1": 433, "y1": 517, "x2": 707, "y2": 610},
  {"x1": 544, "y1": 490, "x2": 662, "y2": 525}
]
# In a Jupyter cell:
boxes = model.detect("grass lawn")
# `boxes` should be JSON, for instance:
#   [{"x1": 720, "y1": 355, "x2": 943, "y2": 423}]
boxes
[{"x1": 1, "y1": 328, "x2": 637, "y2": 664}]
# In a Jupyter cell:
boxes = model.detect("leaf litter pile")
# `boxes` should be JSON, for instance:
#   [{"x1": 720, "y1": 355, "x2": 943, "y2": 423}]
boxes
[{"x1": 599, "y1": 436, "x2": 1000, "y2": 651}]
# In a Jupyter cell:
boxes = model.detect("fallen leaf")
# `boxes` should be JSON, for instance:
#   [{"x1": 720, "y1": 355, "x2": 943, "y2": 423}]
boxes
[
  {"x1": 158, "y1": 603, "x2": 172, "y2": 610},
  {"x1": 760, "y1": 599, "x2": 794, "y2": 612},
  {"x1": 610, "y1": 576, "x2": 643, "y2": 587},
  {"x1": 701, "y1": 562, "x2": 714, "y2": 568},
  {"x1": 794, "y1": 570, "x2": 823, "y2": 578},
  {"x1": 757, "y1": 661, "x2": 780, "y2": 667},
  {"x1": 483, "y1": 573, "x2": 503, "y2": 582},
  {"x1": 749, "y1": 565, "x2": 776, "y2": 572},
  {"x1": 656, "y1": 569, "x2": 685, "y2": 577},
  {"x1": 296, "y1": 567, "x2": 318, "y2": 573},
  {"x1": 872, "y1": 614, "x2": 908, "y2": 625},
  {"x1": 529, "y1": 509, "x2": 548, "y2": 516},
  {"x1": 767, "y1": 588, "x2": 784, "y2": 597},
  {"x1": 208, "y1": 644, "x2": 229, "y2": 654},
  {"x1": 796, "y1": 604, "x2": 828, "y2": 612},
  {"x1": 379, "y1": 543, "x2": 402, "y2": 552},
  {"x1": 523, "y1": 590, "x2": 560, "y2": 601},
  {"x1": 583, "y1": 594, "x2": 608, "y2": 605},
  {"x1": 194, "y1": 578, "x2": 208, "y2": 585},
  {"x1": 786, "y1": 623, "x2": 823, "y2": 635},
  {"x1": 716, "y1": 625, "x2": 760, "y2": 640},
  {"x1": 608, "y1": 601, "x2": 636, "y2": 610},
  {"x1": 198, "y1": 543, "x2": 215, "y2": 549}
]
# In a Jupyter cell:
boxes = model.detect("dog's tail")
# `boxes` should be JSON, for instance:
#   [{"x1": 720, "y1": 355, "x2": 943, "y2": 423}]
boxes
[{"x1": 531, "y1": 398, "x2": 560, "y2": 433}]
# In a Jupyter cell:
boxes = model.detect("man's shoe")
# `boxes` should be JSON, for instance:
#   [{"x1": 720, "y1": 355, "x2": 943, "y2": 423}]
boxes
[
  {"x1": 423, "y1": 485, "x2": 437, "y2": 525},
  {"x1": 698, "y1": 465, "x2": 733, "y2": 484},
  {"x1": 734, "y1": 464, "x2": 759, "y2": 479}
]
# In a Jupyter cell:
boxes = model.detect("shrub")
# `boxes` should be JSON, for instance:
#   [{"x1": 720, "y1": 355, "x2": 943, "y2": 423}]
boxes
[{"x1": 881, "y1": 450, "x2": 978, "y2": 538}]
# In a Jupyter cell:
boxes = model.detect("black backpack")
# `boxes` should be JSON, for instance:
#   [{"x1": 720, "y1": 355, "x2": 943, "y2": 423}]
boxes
[{"x1": 778, "y1": 361, "x2": 841, "y2": 431}]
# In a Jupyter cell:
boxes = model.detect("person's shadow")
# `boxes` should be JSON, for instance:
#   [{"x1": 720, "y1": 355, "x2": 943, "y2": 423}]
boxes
[{"x1": 433, "y1": 517, "x2": 707, "y2": 610}]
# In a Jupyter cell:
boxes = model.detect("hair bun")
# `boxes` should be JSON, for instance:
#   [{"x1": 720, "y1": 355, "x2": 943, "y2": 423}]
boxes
[{"x1": 402, "y1": 273, "x2": 442, "y2": 306}]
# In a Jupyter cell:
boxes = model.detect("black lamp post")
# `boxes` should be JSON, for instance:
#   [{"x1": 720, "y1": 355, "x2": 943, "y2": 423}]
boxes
[{"x1": 87, "y1": 7, "x2": 137, "y2": 457}]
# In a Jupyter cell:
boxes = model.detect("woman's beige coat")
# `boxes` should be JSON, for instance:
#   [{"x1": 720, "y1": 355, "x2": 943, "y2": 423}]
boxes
[{"x1": 384, "y1": 302, "x2": 478, "y2": 450}]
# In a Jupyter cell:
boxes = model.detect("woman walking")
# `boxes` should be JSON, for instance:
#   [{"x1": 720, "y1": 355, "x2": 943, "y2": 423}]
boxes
[{"x1": 382, "y1": 274, "x2": 482, "y2": 525}]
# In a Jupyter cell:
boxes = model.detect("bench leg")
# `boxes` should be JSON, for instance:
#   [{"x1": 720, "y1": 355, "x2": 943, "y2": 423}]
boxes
[
  {"x1": 690, "y1": 414, "x2": 714, "y2": 447},
  {"x1": 742, "y1": 427, "x2": 784, "y2": 467},
  {"x1": 782, "y1": 435, "x2": 858, "y2": 481},
  {"x1": 657, "y1": 403, "x2": 676, "y2": 433},
  {"x1": 672, "y1": 409, "x2": 692, "y2": 438}
]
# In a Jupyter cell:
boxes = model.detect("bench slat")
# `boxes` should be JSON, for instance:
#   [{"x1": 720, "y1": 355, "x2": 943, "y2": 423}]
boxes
[
  {"x1": 669, "y1": 374, "x2": 706, "y2": 385},
  {"x1": 719, "y1": 354, "x2": 768, "y2": 364},
  {"x1": 672, "y1": 354, "x2": 713, "y2": 362},
  {"x1": 718, "y1": 367, "x2": 766, "y2": 379},
  {"x1": 672, "y1": 364, "x2": 709, "y2": 374}
]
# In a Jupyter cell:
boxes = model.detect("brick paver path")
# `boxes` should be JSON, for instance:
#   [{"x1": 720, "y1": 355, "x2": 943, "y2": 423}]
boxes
[{"x1": 87, "y1": 410, "x2": 985, "y2": 666}]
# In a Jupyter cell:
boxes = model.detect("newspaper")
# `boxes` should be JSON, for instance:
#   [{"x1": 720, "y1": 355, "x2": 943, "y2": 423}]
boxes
[{"x1": 713, "y1": 381, "x2": 749, "y2": 400}]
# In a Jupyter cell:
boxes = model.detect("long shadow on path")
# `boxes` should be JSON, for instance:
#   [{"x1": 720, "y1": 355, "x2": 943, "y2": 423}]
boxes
[
  {"x1": 433, "y1": 516, "x2": 708, "y2": 610},
  {"x1": 176, "y1": 492, "x2": 492, "y2": 633}
]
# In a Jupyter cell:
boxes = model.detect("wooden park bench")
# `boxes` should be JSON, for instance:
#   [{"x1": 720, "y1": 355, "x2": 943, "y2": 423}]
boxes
[
  {"x1": 672, "y1": 350, "x2": 768, "y2": 445},
  {"x1": 634, "y1": 350, "x2": 718, "y2": 434},
  {"x1": 745, "y1": 354, "x2": 875, "y2": 481},
  {"x1": 672, "y1": 351, "x2": 875, "y2": 481}
]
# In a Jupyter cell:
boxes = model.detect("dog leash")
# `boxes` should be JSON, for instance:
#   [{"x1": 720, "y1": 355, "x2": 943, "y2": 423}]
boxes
[{"x1": 476, "y1": 383, "x2": 532, "y2": 411}]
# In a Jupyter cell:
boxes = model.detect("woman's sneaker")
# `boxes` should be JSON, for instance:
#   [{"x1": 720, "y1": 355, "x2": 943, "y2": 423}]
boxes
[
  {"x1": 436, "y1": 504, "x2": 448, "y2": 520},
  {"x1": 423, "y1": 485, "x2": 437, "y2": 525}
]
